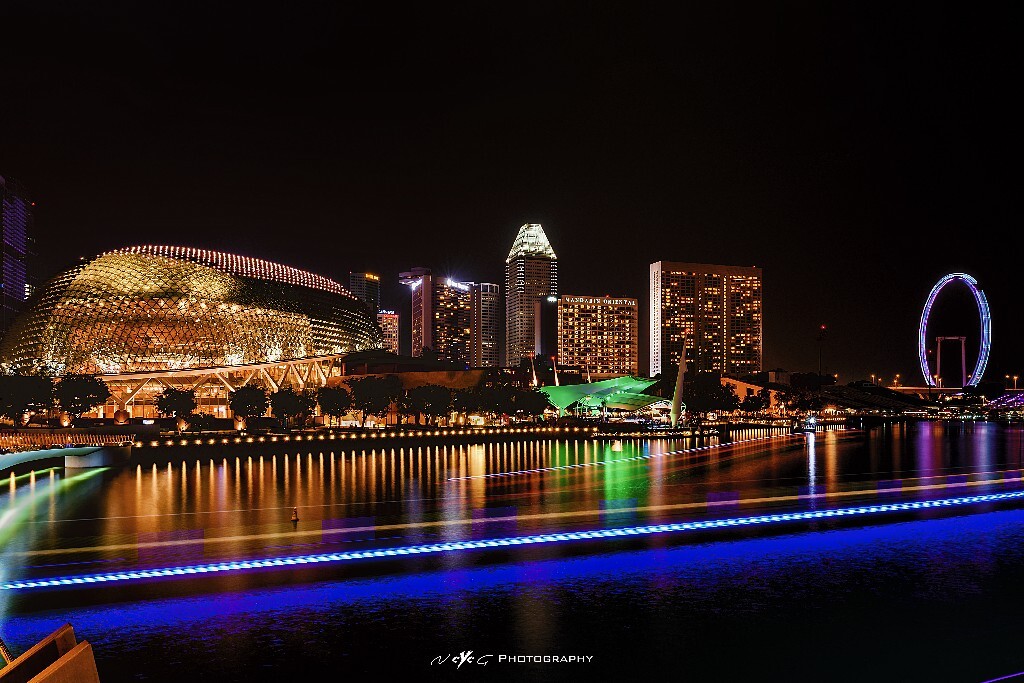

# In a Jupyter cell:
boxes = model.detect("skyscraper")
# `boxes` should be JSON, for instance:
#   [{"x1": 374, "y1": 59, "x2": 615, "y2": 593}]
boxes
[
  {"x1": 470, "y1": 282, "x2": 500, "y2": 367},
  {"x1": 650, "y1": 261, "x2": 762, "y2": 378},
  {"x1": 505, "y1": 223, "x2": 557, "y2": 368},
  {"x1": 1, "y1": 176, "x2": 34, "y2": 335},
  {"x1": 400, "y1": 268, "x2": 472, "y2": 364},
  {"x1": 533, "y1": 296, "x2": 558, "y2": 360},
  {"x1": 348, "y1": 272, "x2": 381, "y2": 311},
  {"x1": 377, "y1": 310, "x2": 400, "y2": 354},
  {"x1": 558, "y1": 295, "x2": 638, "y2": 377},
  {"x1": 400, "y1": 267, "x2": 431, "y2": 358}
]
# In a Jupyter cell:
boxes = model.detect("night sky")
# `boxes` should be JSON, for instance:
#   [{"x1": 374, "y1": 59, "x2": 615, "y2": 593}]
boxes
[{"x1": 3, "y1": 2, "x2": 1019, "y2": 384}]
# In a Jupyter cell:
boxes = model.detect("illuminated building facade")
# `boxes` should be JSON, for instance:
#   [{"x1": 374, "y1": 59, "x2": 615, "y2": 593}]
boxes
[
  {"x1": 0, "y1": 246, "x2": 382, "y2": 417},
  {"x1": 400, "y1": 267, "x2": 472, "y2": 364},
  {"x1": 348, "y1": 271, "x2": 381, "y2": 311},
  {"x1": 650, "y1": 261, "x2": 762, "y2": 377},
  {"x1": 470, "y1": 282, "x2": 500, "y2": 367},
  {"x1": 399, "y1": 267, "x2": 431, "y2": 358},
  {"x1": 377, "y1": 310, "x2": 400, "y2": 354},
  {"x1": 401, "y1": 268, "x2": 499, "y2": 367},
  {"x1": 1, "y1": 175, "x2": 34, "y2": 335},
  {"x1": 558, "y1": 295, "x2": 638, "y2": 377},
  {"x1": 505, "y1": 223, "x2": 557, "y2": 367}
]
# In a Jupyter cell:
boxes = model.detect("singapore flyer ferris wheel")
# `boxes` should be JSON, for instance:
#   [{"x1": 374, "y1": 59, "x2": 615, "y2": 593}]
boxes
[{"x1": 917, "y1": 272, "x2": 992, "y2": 388}]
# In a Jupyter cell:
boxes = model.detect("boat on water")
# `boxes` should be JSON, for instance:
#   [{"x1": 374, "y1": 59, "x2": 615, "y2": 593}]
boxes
[{"x1": 792, "y1": 415, "x2": 818, "y2": 433}]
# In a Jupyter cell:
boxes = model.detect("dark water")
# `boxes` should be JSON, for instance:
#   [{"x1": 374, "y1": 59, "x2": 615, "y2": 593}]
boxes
[{"x1": 3, "y1": 422, "x2": 1024, "y2": 682}]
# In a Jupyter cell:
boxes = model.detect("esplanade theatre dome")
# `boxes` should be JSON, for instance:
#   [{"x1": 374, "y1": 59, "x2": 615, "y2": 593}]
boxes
[{"x1": 0, "y1": 246, "x2": 383, "y2": 375}]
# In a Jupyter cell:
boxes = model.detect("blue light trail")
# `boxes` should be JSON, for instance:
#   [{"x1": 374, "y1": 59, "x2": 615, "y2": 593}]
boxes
[{"x1": 4, "y1": 487, "x2": 1023, "y2": 592}]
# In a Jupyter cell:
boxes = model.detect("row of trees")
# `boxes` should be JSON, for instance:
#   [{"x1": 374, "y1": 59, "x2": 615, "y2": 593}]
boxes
[
  {"x1": 644, "y1": 374, "x2": 774, "y2": 419},
  {"x1": 155, "y1": 376, "x2": 553, "y2": 430},
  {"x1": 1, "y1": 370, "x2": 555, "y2": 430},
  {"x1": 0, "y1": 373, "x2": 111, "y2": 425}
]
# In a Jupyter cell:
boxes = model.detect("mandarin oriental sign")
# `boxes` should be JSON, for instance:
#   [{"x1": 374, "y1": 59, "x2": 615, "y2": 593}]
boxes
[{"x1": 562, "y1": 296, "x2": 636, "y2": 306}]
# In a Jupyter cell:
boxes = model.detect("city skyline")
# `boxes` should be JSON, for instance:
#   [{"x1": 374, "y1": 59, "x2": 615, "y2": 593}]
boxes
[
  {"x1": 2, "y1": 4, "x2": 1020, "y2": 384},
  {"x1": 2, "y1": 5, "x2": 1023, "y2": 682},
  {"x1": 3, "y1": 222, "x2": 1013, "y2": 386}
]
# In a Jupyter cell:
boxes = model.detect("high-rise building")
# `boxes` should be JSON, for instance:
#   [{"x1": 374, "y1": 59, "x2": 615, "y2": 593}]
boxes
[
  {"x1": 470, "y1": 282, "x2": 500, "y2": 367},
  {"x1": 400, "y1": 267, "x2": 431, "y2": 357},
  {"x1": 505, "y1": 223, "x2": 557, "y2": 367},
  {"x1": 533, "y1": 296, "x2": 558, "y2": 359},
  {"x1": 650, "y1": 261, "x2": 763, "y2": 378},
  {"x1": 400, "y1": 268, "x2": 472, "y2": 364},
  {"x1": 377, "y1": 310, "x2": 400, "y2": 355},
  {"x1": 348, "y1": 272, "x2": 381, "y2": 311},
  {"x1": 558, "y1": 295, "x2": 638, "y2": 377},
  {"x1": 1, "y1": 176, "x2": 34, "y2": 335}
]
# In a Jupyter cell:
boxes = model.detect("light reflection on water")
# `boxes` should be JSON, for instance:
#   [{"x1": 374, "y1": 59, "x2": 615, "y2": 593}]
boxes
[
  {"x1": 5, "y1": 506, "x2": 1024, "y2": 682},
  {"x1": 4, "y1": 424, "x2": 1021, "y2": 570},
  {"x1": 3, "y1": 423, "x2": 1024, "y2": 681}
]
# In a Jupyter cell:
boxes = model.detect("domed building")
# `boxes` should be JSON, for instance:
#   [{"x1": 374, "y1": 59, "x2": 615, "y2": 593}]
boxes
[{"x1": 0, "y1": 246, "x2": 383, "y2": 417}]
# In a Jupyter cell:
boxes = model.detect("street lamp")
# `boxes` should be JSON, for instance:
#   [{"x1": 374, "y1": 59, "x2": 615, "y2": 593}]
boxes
[{"x1": 1015, "y1": 375, "x2": 1020, "y2": 390}]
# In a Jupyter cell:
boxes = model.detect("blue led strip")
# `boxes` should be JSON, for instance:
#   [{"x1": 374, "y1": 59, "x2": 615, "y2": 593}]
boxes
[
  {"x1": 4, "y1": 488, "x2": 1023, "y2": 592},
  {"x1": 448, "y1": 434, "x2": 802, "y2": 481}
]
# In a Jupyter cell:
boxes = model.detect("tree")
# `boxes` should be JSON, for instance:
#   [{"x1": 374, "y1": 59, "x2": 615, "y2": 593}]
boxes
[
  {"x1": 348, "y1": 375, "x2": 403, "y2": 427},
  {"x1": 317, "y1": 385, "x2": 351, "y2": 426},
  {"x1": 406, "y1": 384, "x2": 453, "y2": 425},
  {"x1": 452, "y1": 387, "x2": 481, "y2": 422},
  {"x1": 683, "y1": 373, "x2": 739, "y2": 415},
  {"x1": 0, "y1": 373, "x2": 54, "y2": 425},
  {"x1": 229, "y1": 385, "x2": 269, "y2": 420},
  {"x1": 297, "y1": 389, "x2": 317, "y2": 424},
  {"x1": 474, "y1": 385, "x2": 514, "y2": 423},
  {"x1": 514, "y1": 389, "x2": 552, "y2": 420},
  {"x1": 186, "y1": 412, "x2": 217, "y2": 432},
  {"x1": 268, "y1": 389, "x2": 311, "y2": 428},
  {"x1": 270, "y1": 387, "x2": 308, "y2": 429},
  {"x1": 792, "y1": 392, "x2": 826, "y2": 412},
  {"x1": 54, "y1": 374, "x2": 111, "y2": 418},
  {"x1": 155, "y1": 387, "x2": 197, "y2": 417},
  {"x1": 396, "y1": 389, "x2": 418, "y2": 424},
  {"x1": 740, "y1": 391, "x2": 766, "y2": 413}
]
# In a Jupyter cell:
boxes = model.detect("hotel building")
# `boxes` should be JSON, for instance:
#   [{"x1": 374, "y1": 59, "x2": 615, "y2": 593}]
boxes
[
  {"x1": 505, "y1": 223, "x2": 557, "y2": 367},
  {"x1": 470, "y1": 282, "x2": 500, "y2": 367},
  {"x1": 650, "y1": 261, "x2": 762, "y2": 377},
  {"x1": 558, "y1": 295, "x2": 638, "y2": 378},
  {"x1": 400, "y1": 268, "x2": 470, "y2": 363},
  {"x1": 401, "y1": 269, "x2": 497, "y2": 366},
  {"x1": 376, "y1": 310, "x2": 400, "y2": 355},
  {"x1": 348, "y1": 272, "x2": 381, "y2": 311}
]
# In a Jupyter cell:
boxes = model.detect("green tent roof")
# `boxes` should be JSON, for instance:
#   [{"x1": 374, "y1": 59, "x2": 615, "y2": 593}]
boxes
[{"x1": 539, "y1": 376, "x2": 659, "y2": 413}]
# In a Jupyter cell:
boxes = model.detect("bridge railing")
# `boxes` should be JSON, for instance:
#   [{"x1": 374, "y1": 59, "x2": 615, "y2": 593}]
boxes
[{"x1": 0, "y1": 432, "x2": 135, "y2": 453}]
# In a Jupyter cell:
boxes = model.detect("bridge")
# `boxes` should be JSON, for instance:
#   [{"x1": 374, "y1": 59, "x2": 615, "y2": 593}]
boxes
[{"x1": 0, "y1": 433, "x2": 133, "y2": 473}]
